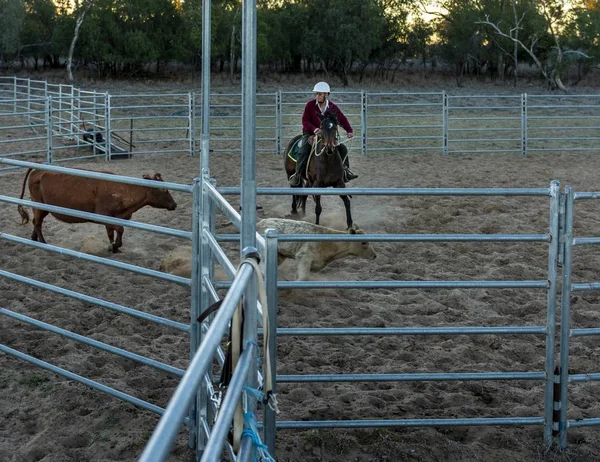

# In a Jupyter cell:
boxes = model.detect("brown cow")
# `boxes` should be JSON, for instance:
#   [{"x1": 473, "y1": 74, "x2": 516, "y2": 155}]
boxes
[{"x1": 17, "y1": 168, "x2": 177, "y2": 253}]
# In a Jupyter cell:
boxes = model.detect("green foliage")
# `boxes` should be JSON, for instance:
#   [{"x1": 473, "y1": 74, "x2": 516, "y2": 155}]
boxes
[
  {"x1": 563, "y1": 1, "x2": 600, "y2": 67},
  {"x1": 2, "y1": 0, "x2": 595, "y2": 86},
  {"x1": 0, "y1": 0, "x2": 26, "y2": 58},
  {"x1": 21, "y1": 0, "x2": 57, "y2": 61}
]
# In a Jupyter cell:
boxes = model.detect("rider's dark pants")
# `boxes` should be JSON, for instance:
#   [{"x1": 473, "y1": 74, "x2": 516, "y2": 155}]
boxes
[
  {"x1": 294, "y1": 134, "x2": 312, "y2": 177},
  {"x1": 338, "y1": 143, "x2": 350, "y2": 169}
]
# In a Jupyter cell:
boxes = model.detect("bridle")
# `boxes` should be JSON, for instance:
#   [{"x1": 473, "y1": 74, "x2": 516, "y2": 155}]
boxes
[{"x1": 315, "y1": 118, "x2": 339, "y2": 157}]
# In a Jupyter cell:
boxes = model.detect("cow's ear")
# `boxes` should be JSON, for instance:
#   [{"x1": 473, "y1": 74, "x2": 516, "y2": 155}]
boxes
[
  {"x1": 154, "y1": 173, "x2": 164, "y2": 181},
  {"x1": 142, "y1": 174, "x2": 152, "y2": 180}
]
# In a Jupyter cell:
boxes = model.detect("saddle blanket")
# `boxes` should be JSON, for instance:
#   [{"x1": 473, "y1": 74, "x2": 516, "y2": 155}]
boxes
[{"x1": 287, "y1": 137, "x2": 303, "y2": 163}]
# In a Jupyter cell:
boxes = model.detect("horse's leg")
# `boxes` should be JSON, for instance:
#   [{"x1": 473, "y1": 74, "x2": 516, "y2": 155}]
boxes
[
  {"x1": 341, "y1": 194, "x2": 353, "y2": 230},
  {"x1": 301, "y1": 194, "x2": 307, "y2": 216},
  {"x1": 290, "y1": 190, "x2": 298, "y2": 215},
  {"x1": 314, "y1": 195, "x2": 322, "y2": 225}
]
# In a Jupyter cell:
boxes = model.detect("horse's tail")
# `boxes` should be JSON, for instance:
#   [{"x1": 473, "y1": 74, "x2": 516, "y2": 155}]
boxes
[{"x1": 17, "y1": 168, "x2": 33, "y2": 225}]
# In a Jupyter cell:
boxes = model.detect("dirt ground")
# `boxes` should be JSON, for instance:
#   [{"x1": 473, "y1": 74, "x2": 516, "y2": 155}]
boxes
[{"x1": 2, "y1": 77, "x2": 600, "y2": 462}]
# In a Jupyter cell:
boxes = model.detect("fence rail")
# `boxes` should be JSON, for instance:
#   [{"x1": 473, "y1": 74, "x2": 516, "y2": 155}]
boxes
[{"x1": 1, "y1": 77, "x2": 599, "y2": 170}]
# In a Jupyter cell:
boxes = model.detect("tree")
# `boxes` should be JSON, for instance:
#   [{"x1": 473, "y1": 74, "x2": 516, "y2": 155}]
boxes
[
  {"x1": 67, "y1": 0, "x2": 94, "y2": 81},
  {"x1": 478, "y1": 0, "x2": 590, "y2": 90},
  {"x1": 0, "y1": 0, "x2": 26, "y2": 66},
  {"x1": 301, "y1": 0, "x2": 389, "y2": 85},
  {"x1": 562, "y1": 0, "x2": 600, "y2": 82},
  {"x1": 407, "y1": 17, "x2": 434, "y2": 74},
  {"x1": 21, "y1": 0, "x2": 56, "y2": 69}
]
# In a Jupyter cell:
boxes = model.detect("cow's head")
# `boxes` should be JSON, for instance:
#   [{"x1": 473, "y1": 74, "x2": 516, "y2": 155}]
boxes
[
  {"x1": 347, "y1": 226, "x2": 376, "y2": 260},
  {"x1": 143, "y1": 173, "x2": 177, "y2": 211}
]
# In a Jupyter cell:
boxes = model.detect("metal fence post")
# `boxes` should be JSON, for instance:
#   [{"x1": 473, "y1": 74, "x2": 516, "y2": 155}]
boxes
[
  {"x1": 46, "y1": 96, "x2": 53, "y2": 164},
  {"x1": 59, "y1": 84, "x2": 64, "y2": 135},
  {"x1": 189, "y1": 92, "x2": 196, "y2": 157},
  {"x1": 13, "y1": 76, "x2": 17, "y2": 113},
  {"x1": 264, "y1": 228, "x2": 279, "y2": 455},
  {"x1": 105, "y1": 93, "x2": 111, "y2": 162},
  {"x1": 543, "y1": 180, "x2": 560, "y2": 446},
  {"x1": 361, "y1": 90, "x2": 367, "y2": 156},
  {"x1": 559, "y1": 185, "x2": 575, "y2": 449},
  {"x1": 276, "y1": 90, "x2": 282, "y2": 155},
  {"x1": 521, "y1": 93, "x2": 528, "y2": 156},
  {"x1": 196, "y1": 168, "x2": 213, "y2": 452},
  {"x1": 442, "y1": 91, "x2": 448, "y2": 157},
  {"x1": 189, "y1": 177, "x2": 202, "y2": 450},
  {"x1": 70, "y1": 85, "x2": 75, "y2": 136},
  {"x1": 26, "y1": 78, "x2": 31, "y2": 124}
]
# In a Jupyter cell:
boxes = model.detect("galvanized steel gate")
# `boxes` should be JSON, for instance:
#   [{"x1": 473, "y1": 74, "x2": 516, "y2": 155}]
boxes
[{"x1": 2, "y1": 163, "x2": 600, "y2": 458}]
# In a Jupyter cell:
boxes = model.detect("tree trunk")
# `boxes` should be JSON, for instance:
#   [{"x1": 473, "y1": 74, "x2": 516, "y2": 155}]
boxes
[{"x1": 67, "y1": 1, "x2": 93, "y2": 83}]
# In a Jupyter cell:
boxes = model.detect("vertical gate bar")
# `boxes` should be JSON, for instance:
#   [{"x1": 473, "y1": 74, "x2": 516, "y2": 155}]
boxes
[
  {"x1": 559, "y1": 185, "x2": 575, "y2": 449},
  {"x1": 263, "y1": 229, "x2": 279, "y2": 454},
  {"x1": 543, "y1": 180, "x2": 560, "y2": 445},
  {"x1": 13, "y1": 76, "x2": 17, "y2": 113},
  {"x1": 201, "y1": 0, "x2": 212, "y2": 173},
  {"x1": 240, "y1": 0, "x2": 259, "y2": 454},
  {"x1": 276, "y1": 90, "x2": 282, "y2": 155},
  {"x1": 558, "y1": 193, "x2": 566, "y2": 266},
  {"x1": 189, "y1": 178, "x2": 202, "y2": 450},
  {"x1": 521, "y1": 93, "x2": 528, "y2": 156},
  {"x1": 70, "y1": 85, "x2": 75, "y2": 136},
  {"x1": 361, "y1": 90, "x2": 367, "y2": 157},
  {"x1": 189, "y1": 92, "x2": 195, "y2": 157},
  {"x1": 46, "y1": 97, "x2": 53, "y2": 164},
  {"x1": 59, "y1": 84, "x2": 63, "y2": 135},
  {"x1": 105, "y1": 93, "x2": 111, "y2": 162},
  {"x1": 208, "y1": 179, "x2": 216, "y2": 289},
  {"x1": 26, "y1": 78, "x2": 31, "y2": 124},
  {"x1": 197, "y1": 170, "x2": 212, "y2": 453},
  {"x1": 442, "y1": 91, "x2": 448, "y2": 157}
]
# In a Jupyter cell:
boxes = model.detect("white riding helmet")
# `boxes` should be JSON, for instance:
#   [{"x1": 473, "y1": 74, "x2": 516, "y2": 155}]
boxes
[{"x1": 312, "y1": 81, "x2": 330, "y2": 93}]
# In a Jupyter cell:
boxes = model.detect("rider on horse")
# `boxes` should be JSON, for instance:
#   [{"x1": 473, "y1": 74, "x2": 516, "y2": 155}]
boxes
[{"x1": 288, "y1": 81, "x2": 358, "y2": 187}]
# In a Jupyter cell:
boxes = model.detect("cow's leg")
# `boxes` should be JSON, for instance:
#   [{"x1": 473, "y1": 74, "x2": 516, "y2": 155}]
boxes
[
  {"x1": 113, "y1": 226, "x2": 125, "y2": 253},
  {"x1": 32, "y1": 209, "x2": 49, "y2": 243},
  {"x1": 314, "y1": 195, "x2": 322, "y2": 225},
  {"x1": 105, "y1": 226, "x2": 116, "y2": 251}
]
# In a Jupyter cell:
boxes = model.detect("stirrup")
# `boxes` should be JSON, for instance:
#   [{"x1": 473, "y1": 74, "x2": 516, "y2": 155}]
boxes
[
  {"x1": 289, "y1": 172, "x2": 302, "y2": 186},
  {"x1": 343, "y1": 169, "x2": 358, "y2": 182}
]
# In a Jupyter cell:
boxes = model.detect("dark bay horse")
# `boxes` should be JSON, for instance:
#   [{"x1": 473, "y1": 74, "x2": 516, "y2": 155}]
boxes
[{"x1": 284, "y1": 111, "x2": 353, "y2": 229}]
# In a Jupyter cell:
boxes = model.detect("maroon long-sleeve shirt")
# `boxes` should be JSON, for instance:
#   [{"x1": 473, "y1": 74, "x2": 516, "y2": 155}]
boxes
[{"x1": 301, "y1": 99, "x2": 353, "y2": 135}]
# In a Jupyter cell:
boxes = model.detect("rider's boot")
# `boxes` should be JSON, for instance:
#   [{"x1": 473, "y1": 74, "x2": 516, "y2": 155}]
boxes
[{"x1": 339, "y1": 144, "x2": 358, "y2": 182}]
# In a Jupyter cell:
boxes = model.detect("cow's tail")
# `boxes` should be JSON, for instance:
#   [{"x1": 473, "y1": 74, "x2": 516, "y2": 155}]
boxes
[{"x1": 17, "y1": 168, "x2": 32, "y2": 225}]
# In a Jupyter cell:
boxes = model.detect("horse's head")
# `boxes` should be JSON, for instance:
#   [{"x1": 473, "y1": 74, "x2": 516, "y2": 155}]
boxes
[{"x1": 319, "y1": 110, "x2": 339, "y2": 154}]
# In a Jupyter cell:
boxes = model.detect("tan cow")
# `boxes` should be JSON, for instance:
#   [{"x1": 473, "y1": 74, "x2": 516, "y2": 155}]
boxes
[
  {"x1": 257, "y1": 218, "x2": 376, "y2": 281},
  {"x1": 17, "y1": 168, "x2": 177, "y2": 252}
]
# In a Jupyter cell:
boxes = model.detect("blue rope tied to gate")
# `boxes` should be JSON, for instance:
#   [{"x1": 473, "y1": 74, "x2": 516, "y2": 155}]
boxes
[
  {"x1": 244, "y1": 385, "x2": 265, "y2": 403},
  {"x1": 241, "y1": 412, "x2": 276, "y2": 462}
]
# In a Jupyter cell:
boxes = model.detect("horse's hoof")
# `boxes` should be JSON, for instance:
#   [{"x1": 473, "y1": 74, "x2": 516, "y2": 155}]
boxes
[{"x1": 290, "y1": 210, "x2": 298, "y2": 215}]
